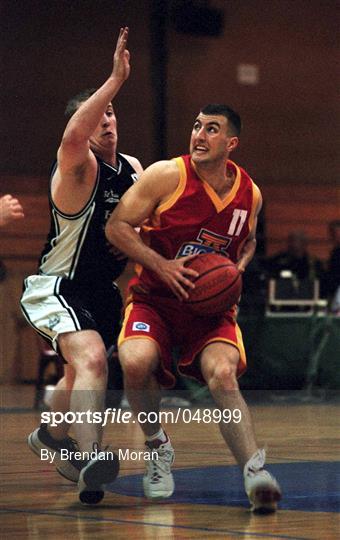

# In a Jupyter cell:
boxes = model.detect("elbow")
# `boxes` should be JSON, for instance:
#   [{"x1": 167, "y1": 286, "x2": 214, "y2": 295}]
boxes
[
  {"x1": 61, "y1": 127, "x2": 87, "y2": 149},
  {"x1": 105, "y1": 220, "x2": 115, "y2": 244}
]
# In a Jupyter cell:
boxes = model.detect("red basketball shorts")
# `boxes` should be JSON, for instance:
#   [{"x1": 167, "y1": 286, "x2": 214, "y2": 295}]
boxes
[{"x1": 118, "y1": 292, "x2": 247, "y2": 388}]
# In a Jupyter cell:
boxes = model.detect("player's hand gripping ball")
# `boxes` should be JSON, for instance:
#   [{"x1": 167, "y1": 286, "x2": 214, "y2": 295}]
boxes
[{"x1": 184, "y1": 252, "x2": 242, "y2": 315}]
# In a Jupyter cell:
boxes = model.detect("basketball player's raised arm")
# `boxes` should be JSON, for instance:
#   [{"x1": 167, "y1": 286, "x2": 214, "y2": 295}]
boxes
[
  {"x1": 105, "y1": 161, "x2": 199, "y2": 300},
  {"x1": 237, "y1": 188, "x2": 263, "y2": 273},
  {"x1": 57, "y1": 27, "x2": 130, "y2": 179}
]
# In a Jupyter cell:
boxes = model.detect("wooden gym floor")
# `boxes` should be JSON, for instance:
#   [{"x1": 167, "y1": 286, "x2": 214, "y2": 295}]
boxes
[{"x1": 0, "y1": 385, "x2": 339, "y2": 539}]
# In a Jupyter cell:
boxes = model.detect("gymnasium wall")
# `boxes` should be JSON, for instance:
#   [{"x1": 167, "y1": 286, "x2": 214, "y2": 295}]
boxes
[
  {"x1": 1, "y1": 0, "x2": 339, "y2": 383},
  {"x1": 166, "y1": 0, "x2": 339, "y2": 185},
  {"x1": 1, "y1": 1, "x2": 338, "y2": 178}
]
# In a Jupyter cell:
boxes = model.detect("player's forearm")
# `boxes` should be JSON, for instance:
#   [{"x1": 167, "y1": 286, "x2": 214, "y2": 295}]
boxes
[
  {"x1": 237, "y1": 238, "x2": 257, "y2": 273},
  {"x1": 63, "y1": 76, "x2": 124, "y2": 144},
  {"x1": 106, "y1": 220, "x2": 166, "y2": 274}
]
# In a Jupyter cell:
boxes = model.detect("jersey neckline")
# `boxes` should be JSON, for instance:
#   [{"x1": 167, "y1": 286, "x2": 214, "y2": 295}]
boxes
[{"x1": 191, "y1": 158, "x2": 241, "y2": 212}]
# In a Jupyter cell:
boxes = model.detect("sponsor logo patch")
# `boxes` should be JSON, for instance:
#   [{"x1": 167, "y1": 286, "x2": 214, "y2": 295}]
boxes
[
  {"x1": 48, "y1": 314, "x2": 61, "y2": 330},
  {"x1": 176, "y1": 229, "x2": 232, "y2": 258},
  {"x1": 176, "y1": 241, "x2": 216, "y2": 258},
  {"x1": 132, "y1": 322, "x2": 150, "y2": 332}
]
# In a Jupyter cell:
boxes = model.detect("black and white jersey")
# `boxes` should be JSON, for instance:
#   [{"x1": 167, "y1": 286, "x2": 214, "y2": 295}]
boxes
[{"x1": 38, "y1": 153, "x2": 138, "y2": 285}]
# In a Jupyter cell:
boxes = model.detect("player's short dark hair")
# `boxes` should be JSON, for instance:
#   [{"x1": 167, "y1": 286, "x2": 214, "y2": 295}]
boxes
[
  {"x1": 64, "y1": 88, "x2": 97, "y2": 117},
  {"x1": 200, "y1": 104, "x2": 241, "y2": 136}
]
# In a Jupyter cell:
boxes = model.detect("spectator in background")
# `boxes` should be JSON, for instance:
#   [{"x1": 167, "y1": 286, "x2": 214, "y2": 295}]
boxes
[
  {"x1": 266, "y1": 231, "x2": 324, "y2": 282},
  {"x1": 327, "y1": 220, "x2": 340, "y2": 313},
  {"x1": 0, "y1": 194, "x2": 24, "y2": 227},
  {"x1": 0, "y1": 193, "x2": 24, "y2": 282}
]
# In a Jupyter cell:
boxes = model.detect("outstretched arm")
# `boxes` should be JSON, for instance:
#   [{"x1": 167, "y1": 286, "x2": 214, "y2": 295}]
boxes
[
  {"x1": 0, "y1": 194, "x2": 24, "y2": 227},
  {"x1": 105, "y1": 161, "x2": 199, "y2": 300},
  {"x1": 52, "y1": 27, "x2": 131, "y2": 213},
  {"x1": 58, "y1": 27, "x2": 130, "y2": 174}
]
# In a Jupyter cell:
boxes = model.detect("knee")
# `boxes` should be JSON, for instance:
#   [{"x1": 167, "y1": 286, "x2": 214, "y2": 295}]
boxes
[
  {"x1": 205, "y1": 359, "x2": 238, "y2": 392},
  {"x1": 119, "y1": 347, "x2": 157, "y2": 387},
  {"x1": 81, "y1": 348, "x2": 108, "y2": 379}
]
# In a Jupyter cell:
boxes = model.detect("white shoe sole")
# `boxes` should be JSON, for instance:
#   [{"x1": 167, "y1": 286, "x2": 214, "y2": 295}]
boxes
[
  {"x1": 143, "y1": 475, "x2": 175, "y2": 499},
  {"x1": 28, "y1": 429, "x2": 80, "y2": 483}
]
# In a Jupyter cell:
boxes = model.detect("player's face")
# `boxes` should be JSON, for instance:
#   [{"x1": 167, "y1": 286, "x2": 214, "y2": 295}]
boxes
[
  {"x1": 90, "y1": 103, "x2": 118, "y2": 149},
  {"x1": 190, "y1": 113, "x2": 238, "y2": 164}
]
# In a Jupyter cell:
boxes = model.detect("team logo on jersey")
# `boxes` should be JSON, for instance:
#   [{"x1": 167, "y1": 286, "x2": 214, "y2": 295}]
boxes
[
  {"x1": 176, "y1": 228, "x2": 232, "y2": 258},
  {"x1": 104, "y1": 189, "x2": 120, "y2": 204},
  {"x1": 132, "y1": 322, "x2": 150, "y2": 332}
]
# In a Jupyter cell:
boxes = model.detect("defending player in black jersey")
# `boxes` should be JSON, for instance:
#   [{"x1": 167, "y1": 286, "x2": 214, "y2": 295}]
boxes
[{"x1": 21, "y1": 28, "x2": 142, "y2": 504}]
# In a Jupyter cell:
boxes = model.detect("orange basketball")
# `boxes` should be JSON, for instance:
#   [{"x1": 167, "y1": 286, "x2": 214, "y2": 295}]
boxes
[{"x1": 184, "y1": 252, "x2": 242, "y2": 315}]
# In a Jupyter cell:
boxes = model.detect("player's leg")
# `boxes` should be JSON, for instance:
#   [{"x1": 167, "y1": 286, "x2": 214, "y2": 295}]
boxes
[
  {"x1": 119, "y1": 337, "x2": 175, "y2": 499},
  {"x1": 200, "y1": 341, "x2": 258, "y2": 464},
  {"x1": 57, "y1": 330, "x2": 108, "y2": 450},
  {"x1": 28, "y1": 362, "x2": 83, "y2": 483},
  {"x1": 119, "y1": 338, "x2": 161, "y2": 435},
  {"x1": 200, "y1": 341, "x2": 281, "y2": 513},
  {"x1": 46, "y1": 364, "x2": 75, "y2": 439},
  {"x1": 22, "y1": 277, "x2": 119, "y2": 502},
  {"x1": 21, "y1": 277, "x2": 84, "y2": 483},
  {"x1": 57, "y1": 329, "x2": 119, "y2": 503},
  {"x1": 117, "y1": 297, "x2": 174, "y2": 436},
  {"x1": 28, "y1": 338, "x2": 109, "y2": 489},
  {"x1": 42, "y1": 364, "x2": 83, "y2": 482},
  {"x1": 29, "y1": 330, "x2": 119, "y2": 502}
]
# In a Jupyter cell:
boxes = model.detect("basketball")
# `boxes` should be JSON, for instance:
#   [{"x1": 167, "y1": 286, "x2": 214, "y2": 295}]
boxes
[{"x1": 184, "y1": 253, "x2": 242, "y2": 315}]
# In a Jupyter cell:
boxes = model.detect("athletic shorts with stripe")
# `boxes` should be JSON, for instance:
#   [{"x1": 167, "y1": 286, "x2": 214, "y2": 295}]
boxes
[
  {"x1": 21, "y1": 275, "x2": 123, "y2": 352},
  {"x1": 118, "y1": 292, "x2": 247, "y2": 388}
]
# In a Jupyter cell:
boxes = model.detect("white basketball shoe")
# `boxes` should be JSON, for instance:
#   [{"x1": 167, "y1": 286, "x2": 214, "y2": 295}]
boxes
[
  {"x1": 143, "y1": 435, "x2": 175, "y2": 499},
  {"x1": 244, "y1": 449, "x2": 281, "y2": 513}
]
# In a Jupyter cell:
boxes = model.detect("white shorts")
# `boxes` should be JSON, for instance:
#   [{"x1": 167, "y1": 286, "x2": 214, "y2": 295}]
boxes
[{"x1": 21, "y1": 274, "x2": 122, "y2": 351}]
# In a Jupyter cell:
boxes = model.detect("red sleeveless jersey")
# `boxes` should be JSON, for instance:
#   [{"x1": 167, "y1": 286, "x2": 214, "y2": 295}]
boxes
[{"x1": 134, "y1": 154, "x2": 260, "y2": 295}]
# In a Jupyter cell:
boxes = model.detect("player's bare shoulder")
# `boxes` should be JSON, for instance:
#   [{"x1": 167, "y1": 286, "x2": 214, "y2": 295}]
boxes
[
  {"x1": 145, "y1": 159, "x2": 179, "y2": 178},
  {"x1": 133, "y1": 159, "x2": 180, "y2": 206},
  {"x1": 157, "y1": 159, "x2": 182, "y2": 205}
]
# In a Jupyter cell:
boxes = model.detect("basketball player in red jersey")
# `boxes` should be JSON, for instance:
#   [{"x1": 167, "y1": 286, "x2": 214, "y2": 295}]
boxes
[{"x1": 105, "y1": 104, "x2": 281, "y2": 512}]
